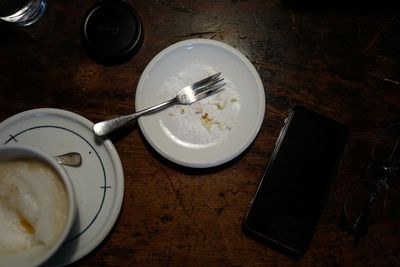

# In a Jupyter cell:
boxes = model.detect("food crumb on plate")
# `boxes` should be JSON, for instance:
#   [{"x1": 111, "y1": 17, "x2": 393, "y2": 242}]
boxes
[{"x1": 160, "y1": 63, "x2": 240, "y2": 145}]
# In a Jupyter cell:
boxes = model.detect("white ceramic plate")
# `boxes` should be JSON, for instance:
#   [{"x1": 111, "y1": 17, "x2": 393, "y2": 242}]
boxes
[
  {"x1": 0, "y1": 109, "x2": 124, "y2": 266},
  {"x1": 136, "y1": 39, "x2": 265, "y2": 168}
]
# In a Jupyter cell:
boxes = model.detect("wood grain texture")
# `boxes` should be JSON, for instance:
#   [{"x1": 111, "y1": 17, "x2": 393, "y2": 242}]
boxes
[{"x1": 1, "y1": 1, "x2": 399, "y2": 266}]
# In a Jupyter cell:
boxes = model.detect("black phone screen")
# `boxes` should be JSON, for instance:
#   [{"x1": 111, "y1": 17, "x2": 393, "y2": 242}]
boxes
[{"x1": 244, "y1": 105, "x2": 349, "y2": 256}]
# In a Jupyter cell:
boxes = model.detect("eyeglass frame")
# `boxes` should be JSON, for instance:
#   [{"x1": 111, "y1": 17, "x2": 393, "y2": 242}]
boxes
[{"x1": 340, "y1": 123, "x2": 400, "y2": 239}]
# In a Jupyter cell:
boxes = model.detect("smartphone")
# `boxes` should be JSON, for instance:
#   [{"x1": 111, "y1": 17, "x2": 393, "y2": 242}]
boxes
[{"x1": 243, "y1": 105, "x2": 350, "y2": 257}]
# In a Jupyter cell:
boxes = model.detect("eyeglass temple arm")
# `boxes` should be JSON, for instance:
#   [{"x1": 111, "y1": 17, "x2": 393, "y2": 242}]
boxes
[{"x1": 388, "y1": 135, "x2": 400, "y2": 164}]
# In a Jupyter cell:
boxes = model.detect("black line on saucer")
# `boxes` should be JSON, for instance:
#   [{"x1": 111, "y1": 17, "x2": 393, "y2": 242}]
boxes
[{"x1": 6, "y1": 134, "x2": 18, "y2": 143}]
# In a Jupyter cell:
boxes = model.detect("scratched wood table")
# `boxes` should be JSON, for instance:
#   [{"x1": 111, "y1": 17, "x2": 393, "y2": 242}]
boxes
[{"x1": 1, "y1": 1, "x2": 400, "y2": 266}]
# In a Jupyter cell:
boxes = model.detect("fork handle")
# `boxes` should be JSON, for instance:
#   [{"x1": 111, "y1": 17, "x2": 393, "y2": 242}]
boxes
[{"x1": 93, "y1": 97, "x2": 177, "y2": 137}]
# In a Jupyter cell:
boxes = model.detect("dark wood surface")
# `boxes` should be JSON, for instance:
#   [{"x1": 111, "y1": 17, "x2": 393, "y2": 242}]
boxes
[{"x1": 1, "y1": 1, "x2": 400, "y2": 266}]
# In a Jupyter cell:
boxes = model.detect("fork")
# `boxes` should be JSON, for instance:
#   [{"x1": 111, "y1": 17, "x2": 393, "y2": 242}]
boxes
[{"x1": 93, "y1": 72, "x2": 225, "y2": 137}]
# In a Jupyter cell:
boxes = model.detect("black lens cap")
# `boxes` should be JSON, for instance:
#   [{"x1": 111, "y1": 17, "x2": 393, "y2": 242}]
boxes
[{"x1": 82, "y1": 0, "x2": 143, "y2": 65}]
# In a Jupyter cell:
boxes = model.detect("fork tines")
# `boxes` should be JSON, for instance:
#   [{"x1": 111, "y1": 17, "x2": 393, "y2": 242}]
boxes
[
  {"x1": 193, "y1": 73, "x2": 225, "y2": 96},
  {"x1": 192, "y1": 72, "x2": 221, "y2": 88}
]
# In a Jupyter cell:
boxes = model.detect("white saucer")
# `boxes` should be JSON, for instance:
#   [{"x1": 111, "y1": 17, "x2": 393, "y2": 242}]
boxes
[
  {"x1": 0, "y1": 109, "x2": 124, "y2": 266},
  {"x1": 135, "y1": 39, "x2": 265, "y2": 168}
]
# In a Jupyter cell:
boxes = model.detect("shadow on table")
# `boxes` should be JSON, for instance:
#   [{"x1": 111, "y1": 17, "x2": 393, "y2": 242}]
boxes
[{"x1": 138, "y1": 128, "x2": 254, "y2": 176}]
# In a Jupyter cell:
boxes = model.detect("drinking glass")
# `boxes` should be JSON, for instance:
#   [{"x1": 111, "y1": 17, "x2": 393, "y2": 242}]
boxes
[{"x1": 0, "y1": 0, "x2": 46, "y2": 26}]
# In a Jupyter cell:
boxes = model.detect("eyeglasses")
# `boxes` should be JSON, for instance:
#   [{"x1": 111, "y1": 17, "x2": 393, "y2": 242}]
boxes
[{"x1": 341, "y1": 123, "x2": 400, "y2": 241}]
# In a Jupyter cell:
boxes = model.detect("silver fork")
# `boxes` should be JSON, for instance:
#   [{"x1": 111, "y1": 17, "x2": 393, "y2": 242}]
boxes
[{"x1": 93, "y1": 72, "x2": 225, "y2": 137}]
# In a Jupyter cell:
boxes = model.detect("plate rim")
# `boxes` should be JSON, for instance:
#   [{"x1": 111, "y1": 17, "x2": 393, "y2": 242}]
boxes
[
  {"x1": 135, "y1": 38, "x2": 266, "y2": 168},
  {"x1": 0, "y1": 108, "x2": 124, "y2": 265}
]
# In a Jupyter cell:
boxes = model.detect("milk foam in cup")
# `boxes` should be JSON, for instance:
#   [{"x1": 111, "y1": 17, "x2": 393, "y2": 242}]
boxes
[{"x1": 0, "y1": 145, "x2": 76, "y2": 267}]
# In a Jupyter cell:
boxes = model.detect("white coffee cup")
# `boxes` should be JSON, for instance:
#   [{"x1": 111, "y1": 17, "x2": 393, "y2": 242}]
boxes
[{"x1": 0, "y1": 145, "x2": 76, "y2": 267}]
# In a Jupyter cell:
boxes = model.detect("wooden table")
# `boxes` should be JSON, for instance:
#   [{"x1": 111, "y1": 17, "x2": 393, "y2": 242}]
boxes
[{"x1": 1, "y1": 1, "x2": 399, "y2": 266}]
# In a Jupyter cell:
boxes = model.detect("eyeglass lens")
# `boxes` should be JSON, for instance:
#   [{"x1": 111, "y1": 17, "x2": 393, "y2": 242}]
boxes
[
  {"x1": 371, "y1": 123, "x2": 400, "y2": 169},
  {"x1": 344, "y1": 178, "x2": 388, "y2": 228}
]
